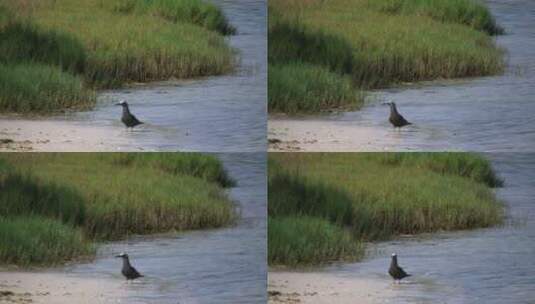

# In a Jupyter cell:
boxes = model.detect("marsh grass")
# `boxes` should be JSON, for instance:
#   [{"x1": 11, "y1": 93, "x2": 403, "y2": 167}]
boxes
[
  {"x1": 0, "y1": 153, "x2": 237, "y2": 243},
  {"x1": 0, "y1": 216, "x2": 94, "y2": 266},
  {"x1": 268, "y1": 63, "x2": 364, "y2": 113},
  {"x1": 0, "y1": 63, "x2": 95, "y2": 113},
  {"x1": 368, "y1": 0, "x2": 504, "y2": 35},
  {"x1": 268, "y1": 0, "x2": 504, "y2": 113},
  {"x1": 106, "y1": 0, "x2": 236, "y2": 35},
  {"x1": 268, "y1": 153, "x2": 504, "y2": 266},
  {"x1": 0, "y1": 0, "x2": 235, "y2": 113},
  {"x1": 269, "y1": 216, "x2": 363, "y2": 267},
  {"x1": 268, "y1": 18, "x2": 354, "y2": 74}
]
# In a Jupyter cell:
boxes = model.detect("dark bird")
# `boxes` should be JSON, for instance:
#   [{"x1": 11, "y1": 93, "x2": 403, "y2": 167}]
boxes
[
  {"x1": 115, "y1": 252, "x2": 144, "y2": 280},
  {"x1": 116, "y1": 100, "x2": 143, "y2": 129},
  {"x1": 389, "y1": 253, "x2": 411, "y2": 283},
  {"x1": 384, "y1": 102, "x2": 411, "y2": 128}
]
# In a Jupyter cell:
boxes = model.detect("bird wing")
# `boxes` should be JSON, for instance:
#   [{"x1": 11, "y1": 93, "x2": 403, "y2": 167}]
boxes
[
  {"x1": 131, "y1": 114, "x2": 143, "y2": 125},
  {"x1": 399, "y1": 115, "x2": 411, "y2": 125},
  {"x1": 398, "y1": 266, "x2": 410, "y2": 277},
  {"x1": 125, "y1": 266, "x2": 143, "y2": 278}
]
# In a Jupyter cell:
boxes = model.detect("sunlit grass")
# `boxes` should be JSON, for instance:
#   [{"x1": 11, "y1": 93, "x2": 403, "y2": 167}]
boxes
[
  {"x1": 0, "y1": 0, "x2": 235, "y2": 113},
  {"x1": 0, "y1": 216, "x2": 94, "y2": 267},
  {"x1": 0, "y1": 153, "x2": 237, "y2": 267},
  {"x1": 269, "y1": 216, "x2": 363, "y2": 267},
  {"x1": 269, "y1": 63, "x2": 364, "y2": 114},
  {"x1": 268, "y1": 0, "x2": 504, "y2": 113},
  {"x1": 268, "y1": 153, "x2": 504, "y2": 266}
]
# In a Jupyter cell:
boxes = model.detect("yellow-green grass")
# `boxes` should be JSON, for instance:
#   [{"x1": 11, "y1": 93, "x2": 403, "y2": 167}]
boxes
[
  {"x1": 0, "y1": 153, "x2": 237, "y2": 241},
  {"x1": 0, "y1": 63, "x2": 95, "y2": 113},
  {"x1": 367, "y1": 0, "x2": 504, "y2": 35},
  {"x1": 0, "y1": 0, "x2": 235, "y2": 113},
  {"x1": 268, "y1": 0, "x2": 504, "y2": 113},
  {"x1": 268, "y1": 153, "x2": 503, "y2": 266},
  {"x1": 269, "y1": 216, "x2": 363, "y2": 267},
  {"x1": 269, "y1": 63, "x2": 364, "y2": 114},
  {"x1": 105, "y1": 0, "x2": 236, "y2": 35},
  {"x1": 0, "y1": 216, "x2": 94, "y2": 267}
]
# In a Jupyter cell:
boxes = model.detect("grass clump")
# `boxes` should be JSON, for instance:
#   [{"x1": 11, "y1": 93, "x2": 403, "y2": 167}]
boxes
[
  {"x1": 268, "y1": 153, "x2": 503, "y2": 266},
  {"x1": 268, "y1": 19, "x2": 354, "y2": 74},
  {"x1": 0, "y1": 21, "x2": 86, "y2": 73},
  {"x1": 0, "y1": 63, "x2": 95, "y2": 113},
  {"x1": 368, "y1": 0, "x2": 504, "y2": 35},
  {"x1": 268, "y1": 0, "x2": 504, "y2": 114},
  {"x1": 269, "y1": 216, "x2": 362, "y2": 267},
  {"x1": 269, "y1": 63, "x2": 364, "y2": 114},
  {"x1": 0, "y1": 216, "x2": 94, "y2": 267},
  {"x1": 0, "y1": 153, "x2": 236, "y2": 266},
  {"x1": 108, "y1": 0, "x2": 236, "y2": 35},
  {"x1": 0, "y1": 0, "x2": 235, "y2": 113}
]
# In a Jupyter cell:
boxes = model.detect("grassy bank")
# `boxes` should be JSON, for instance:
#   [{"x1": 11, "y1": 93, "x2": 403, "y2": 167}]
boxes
[
  {"x1": 0, "y1": 0, "x2": 235, "y2": 113},
  {"x1": 0, "y1": 153, "x2": 237, "y2": 266},
  {"x1": 268, "y1": 0, "x2": 504, "y2": 114},
  {"x1": 269, "y1": 216, "x2": 363, "y2": 266},
  {"x1": 269, "y1": 63, "x2": 364, "y2": 114},
  {"x1": 0, "y1": 216, "x2": 94, "y2": 267},
  {"x1": 0, "y1": 63, "x2": 95, "y2": 113},
  {"x1": 268, "y1": 153, "x2": 503, "y2": 267}
]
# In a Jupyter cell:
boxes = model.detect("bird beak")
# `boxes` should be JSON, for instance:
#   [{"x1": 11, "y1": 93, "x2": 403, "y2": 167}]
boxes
[
  {"x1": 115, "y1": 103, "x2": 122, "y2": 106},
  {"x1": 115, "y1": 254, "x2": 123, "y2": 258}
]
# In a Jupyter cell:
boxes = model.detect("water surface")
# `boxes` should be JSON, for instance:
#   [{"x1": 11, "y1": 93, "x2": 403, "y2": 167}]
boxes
[
  {"x1": 59, "y1": 153, "x2": 267, "y2": 304},
  {"x1": 326, "y1": 154, "x2": 535, "y2": 303},
  {"x1": 320, "y1": 0, "x2": 535, "y2": 151},
  {"x1": 32, "y1": 0, "x2": 267, "y2": 152}
]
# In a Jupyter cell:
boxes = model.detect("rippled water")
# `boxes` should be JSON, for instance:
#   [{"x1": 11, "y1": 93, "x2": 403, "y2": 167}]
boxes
[
  {"x1": 47, "y1": 0, "x2": 266, "y2": 152},
  {"x1": 326, "y1": 154, "x2": 535, "y2": 303},
  {"x1": 329, "y1": 0, "x2": 535, "y2": 152},
  {"x1": 60, "y1": 153, "x2": 266, "y2": 304}
]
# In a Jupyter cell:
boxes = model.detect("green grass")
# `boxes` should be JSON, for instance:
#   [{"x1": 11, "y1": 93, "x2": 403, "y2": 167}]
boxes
[
  {"x1": 0, "y1": 216, "x2": 94, "y2": 267},
  {"x1": 268, "y1": 153, "x2": 504, "y2": 266},
  {"x1": 268, "y1": 0, "x2": 504, "y2": 114},
  {"x1": 269, "y1": 216, "x2": 363, "y2": 267},
  {"x1": 0, "y1": 0, "x2": 235, "y2": 113},
  {"x1": 0, "y1": 63, "x2": 95, "y2": 113},
  {"x1": 269, "y1": 63, "x2": 364, "y2": 114},
  {"x1": 367, "y1": 0, "x2": 504, "y2": 35},
  {"x1": 106, "y1": 0, "x2": 236, "y2": 35},
  {"x1": 0, "y1": 153, "x2": 237, "y2": 266}
]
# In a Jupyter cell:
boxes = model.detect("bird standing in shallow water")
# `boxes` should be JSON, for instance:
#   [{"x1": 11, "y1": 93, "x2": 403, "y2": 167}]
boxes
[
  {"x1": 389, "y1": 253, "x2": 411, "y2": 283},
  {"x1": 116, "y1": 100, "x2": 143, "y2": 129},
  {"x1": 384, "y1": 102, "x2": 411, "y2": 128},
  {"x1": 115, "y1": 252, "x2": 144, "y2": 280}
]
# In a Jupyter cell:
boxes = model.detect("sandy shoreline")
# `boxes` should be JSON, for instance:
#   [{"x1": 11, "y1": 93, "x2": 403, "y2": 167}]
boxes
[
  {"x1": 0, "y1": 271, "x2": 125, "y2": 304},
  {"x1": 0, "y1": 118, "x2": 140, "y2": 152},
  {"x1": 268, "y1": 271, "x2": 391, "y2": 304},
  {"x1": 268, "y1": 117, "x2": 396, "y2": 152}
]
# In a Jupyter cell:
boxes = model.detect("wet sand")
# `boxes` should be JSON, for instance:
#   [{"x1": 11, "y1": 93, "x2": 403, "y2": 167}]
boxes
[
  {"x1": 268, "y1": 117, "x2": 399, "y2": 152},
  {"x1": 268, "y1": 271, "x2": 390, "y2": 304},
  {"x1": 0, "y1": 271, "x2": 124, "y2": 304},
  {"x1": 0, "y1": 118, "x2": 141, "y2": 152}
]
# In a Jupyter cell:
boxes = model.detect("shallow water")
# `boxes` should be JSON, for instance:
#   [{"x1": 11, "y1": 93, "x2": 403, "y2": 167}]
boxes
[
  {"x1": 58, "y1": 153, "x2": 266, "y2": 304},
  {"x1": 327, "y1": 0, "x2": 535, "y2": 152},
  {"x1": 44, "y1": 0, "x2": 266, "y2": 152},
  {"x1": 326, "y1": 154, "x2": 535, "y2": 303}
]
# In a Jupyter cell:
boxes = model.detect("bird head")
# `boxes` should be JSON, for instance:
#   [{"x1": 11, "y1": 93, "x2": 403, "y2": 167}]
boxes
[
  {"x1": 392, "y1": 253, "x2": 397, "y2": 257},
  {"x1": 115, "y1": 100, "x2": 128, "y2": 107},
  {"x1": 115, "y1": 252, "x2": 129, "y2": 259}
]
